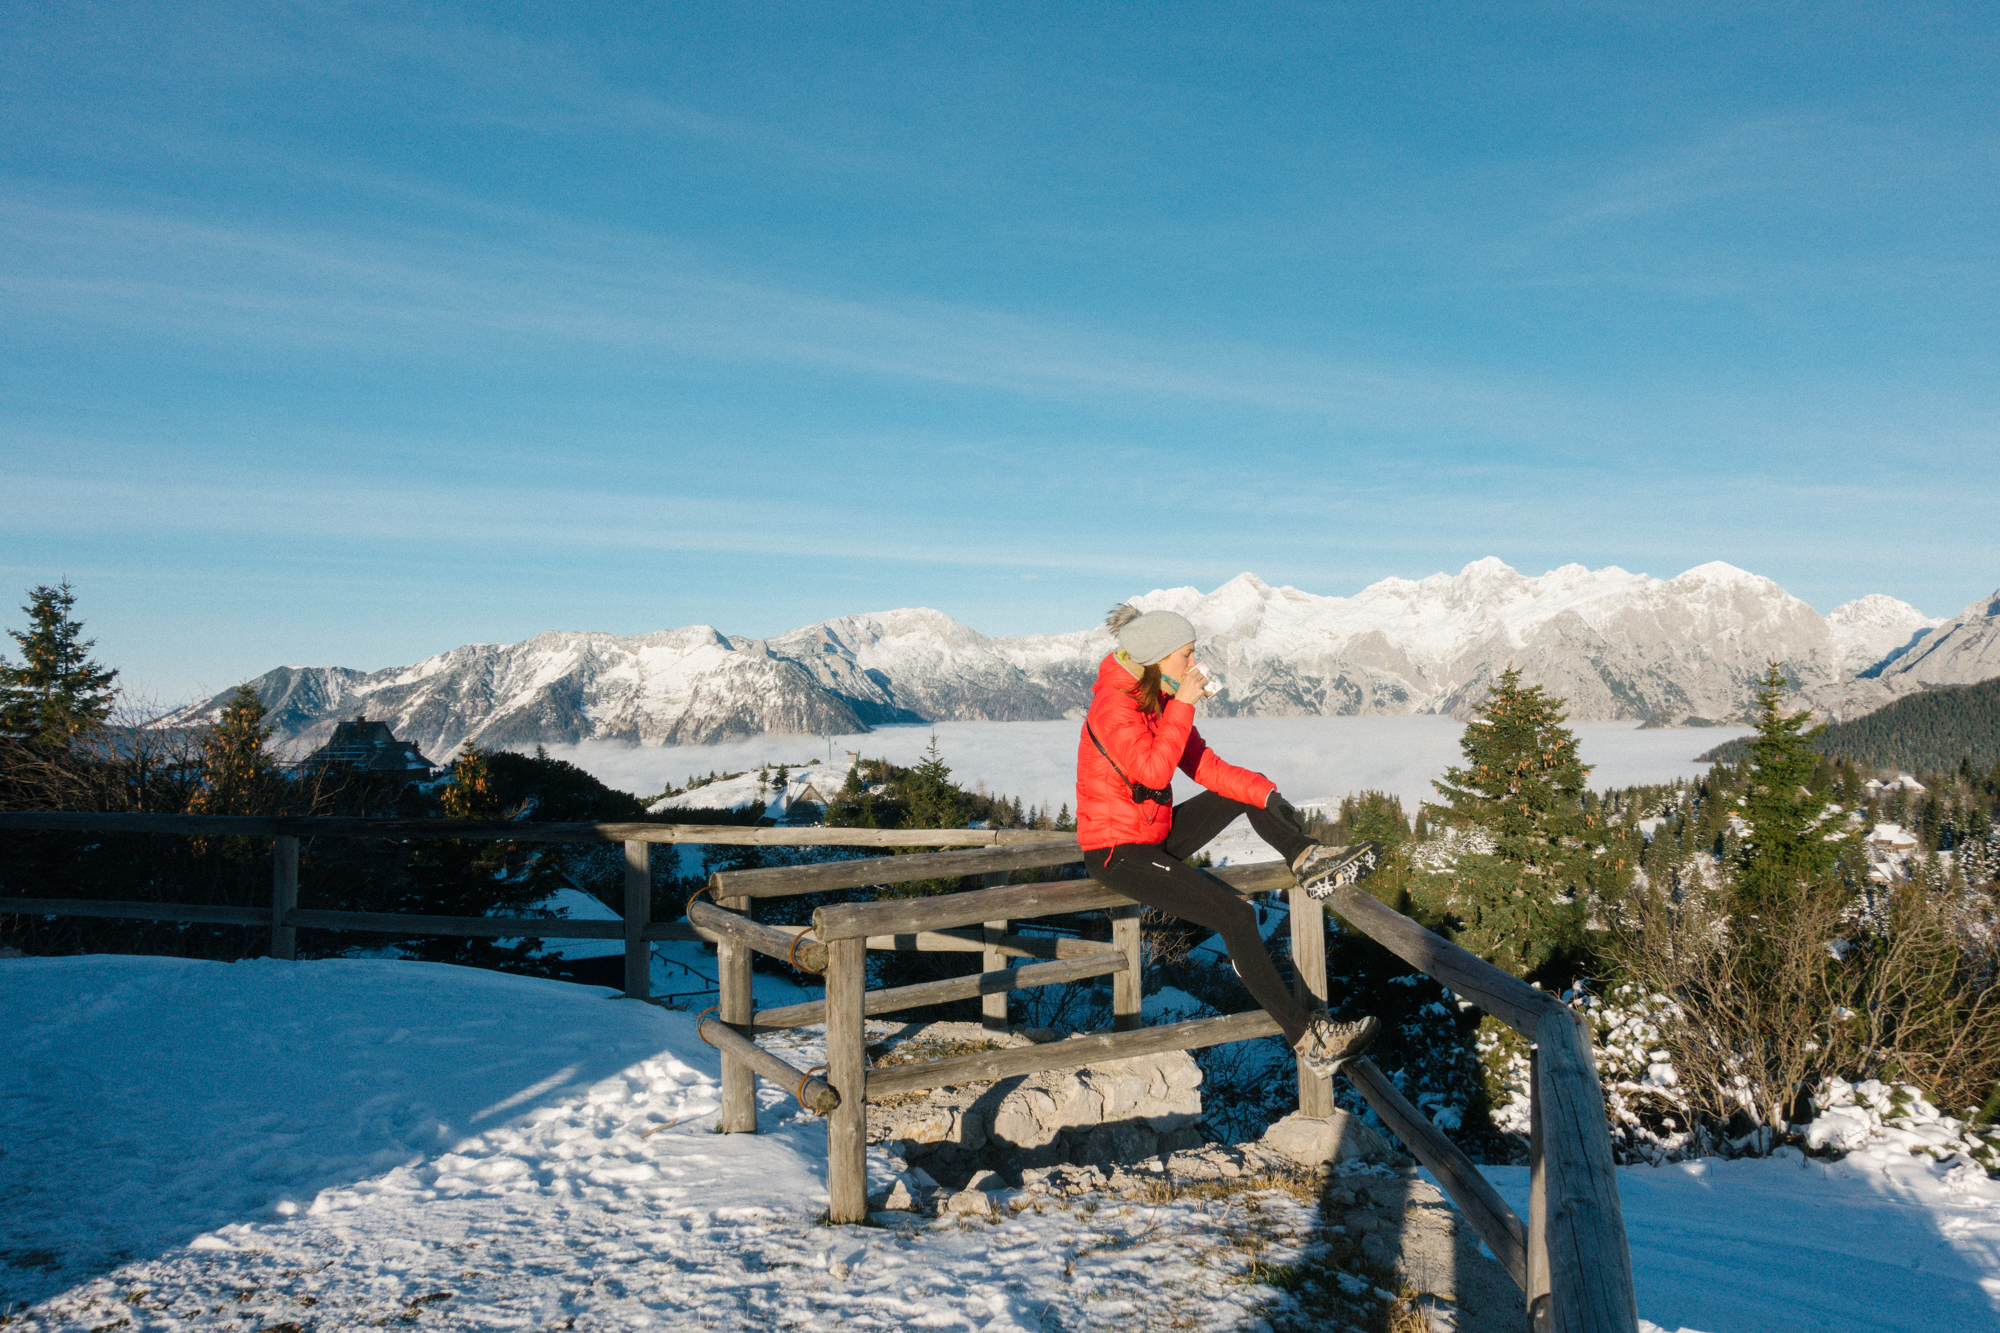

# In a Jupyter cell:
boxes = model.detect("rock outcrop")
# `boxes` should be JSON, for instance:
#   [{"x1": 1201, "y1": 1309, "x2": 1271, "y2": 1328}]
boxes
[{"x1": 866, "y1": 1024, "x2": 1206, "y2": 1182}]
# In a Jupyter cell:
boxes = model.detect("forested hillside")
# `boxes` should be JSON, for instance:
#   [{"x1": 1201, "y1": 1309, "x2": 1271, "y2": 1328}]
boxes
[{"x1": 1700, "y1": 675, "x2": 2000, "y2": 772}]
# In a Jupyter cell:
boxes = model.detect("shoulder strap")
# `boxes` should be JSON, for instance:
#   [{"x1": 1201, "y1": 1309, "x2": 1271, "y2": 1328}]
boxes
[{"x1": 1084, "y1": 720, "x2": 1173, "y2": 806}]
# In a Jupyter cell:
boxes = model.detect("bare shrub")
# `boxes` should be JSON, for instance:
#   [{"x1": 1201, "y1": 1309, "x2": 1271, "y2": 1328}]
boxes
[
  {"x1": 1611, "y1": 869, "x2": 2000, "y2": 1140},
  {"x1": 1607, "y1": 873, "x2": 1850, "y2": 1138}
]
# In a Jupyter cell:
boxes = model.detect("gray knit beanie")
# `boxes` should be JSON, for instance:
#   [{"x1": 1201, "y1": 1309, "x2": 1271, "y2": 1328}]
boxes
[{"x1": 1104, "y1": 603, "x2": 1196, "y2": 666}]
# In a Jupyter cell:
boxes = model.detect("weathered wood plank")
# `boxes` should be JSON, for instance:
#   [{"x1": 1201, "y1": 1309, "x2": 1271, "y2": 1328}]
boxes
[
  {"x1": 1289, "y1": 882, "x2": 1331, "y2": 1116},
  {"x1": 982, "y1": 897, "x2": 1009, "y2": 1031},
  {"x1": 695, "y1": 1014, "x2": 839, "y2": 1114},
  {"x1": 716, "y1": 892, "x2": 757, "y2": 1134},
  {"x1": 1110, "y1": 905, "x2": 1142, "y2": 1032},
  {"x1": 279, "y1": 909, "x2": 608, "y2": 938},
  {"x1": 1342, "y1": 1056, "x2": 1530, "y2": 1294},
  {"x1": 814, "y1": 860, "x2": 1292, "y2": 940},
  {"x1": 271, "y1": 836, "x2": 299, "y2": 961},
  {"x1": 0, "y1": 811, "x2": 1075, "y2": 848},
  {"x1": 1535, "y1": 1010, "x2": 1639, "y2": 1333},
  {"x1": 688, "y1": 898, "x2": 827, "y2": 973},
  {"x1": 8, "y1": 898, "x2": 705, "y2": 941},
  {"x1": 825, "y1": 937, "x2": 869, "y2": 1223},
  {"x1": 623, "y1": 840, "x2": 650, "y2": 1001},
  {"x1": 751, "y1": 951, "x2": 1128, "y2": 1030},
  {"x1": 817, "y1": 878, "x2": 1127, "y2": 939},
  {"x1": 864, "y1": 928, "x2": 1123, "y2": 960},
  {"x1": 864, "y1": 1009, "x2": 1284, "y2": 1098},
  {"x1": 2, "y1": 898, "x2": 273, "y2": 927},
  {"x1": 1529, "y1": 1045, "x2": 1550, "y2": 1330},
  {"x1": 710, "y1": 839, "x2": 1083, "y2": 899},
  {"x1": 1321, "y1": 882, "x2": 1563, "y2": 1036}
]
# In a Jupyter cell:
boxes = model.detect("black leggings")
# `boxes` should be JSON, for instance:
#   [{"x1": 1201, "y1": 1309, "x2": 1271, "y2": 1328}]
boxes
[{"x1": 1083, "y1": 791, "x2": 1318, "y2": 1045}]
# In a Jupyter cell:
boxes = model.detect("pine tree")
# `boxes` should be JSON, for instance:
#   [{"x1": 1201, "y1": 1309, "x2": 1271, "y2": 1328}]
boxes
[
  {"x1": 1735, "y1": 661, "x2": 1849, "y2": 911},
  {"x1": 0, "y1": 581, "x2": 119, "y2": 752},
  {"x1": 1416, "y1": 666, "x2": 1593, "y2": 976},
  {"x1": 902, "y1": 733, "x2": 967, "y2": 829}
]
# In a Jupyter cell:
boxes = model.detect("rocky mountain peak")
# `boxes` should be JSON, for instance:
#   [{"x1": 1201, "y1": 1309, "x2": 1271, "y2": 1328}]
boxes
[{"x1": 165, "y1": 562, "x2": 1984, "y2": 755}]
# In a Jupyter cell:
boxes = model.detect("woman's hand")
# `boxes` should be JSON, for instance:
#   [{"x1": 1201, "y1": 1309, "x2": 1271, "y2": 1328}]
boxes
[{"x1": 1172, "y1": 661, "x2": 1209, "y2": 702}]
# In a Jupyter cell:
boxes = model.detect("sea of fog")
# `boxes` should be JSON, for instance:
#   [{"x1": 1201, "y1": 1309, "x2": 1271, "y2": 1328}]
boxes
[{"x1": 546, "y1": 716, "x2": 1751, "y2": 818}]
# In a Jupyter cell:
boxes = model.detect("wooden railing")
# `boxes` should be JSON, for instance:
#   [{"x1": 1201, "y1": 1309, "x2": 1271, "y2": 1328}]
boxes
[
  {"x1": 0, "y1": 810, "x2": 1636, "y2": 1332},
  {"x1": 0, "y1": 811, "x2": 1064, "y2": 996}
]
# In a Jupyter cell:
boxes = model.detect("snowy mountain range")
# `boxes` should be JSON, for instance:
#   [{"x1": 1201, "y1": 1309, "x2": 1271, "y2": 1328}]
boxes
[{"x1": 168, "y1": 560, "x2": 1996, "y2": 758}]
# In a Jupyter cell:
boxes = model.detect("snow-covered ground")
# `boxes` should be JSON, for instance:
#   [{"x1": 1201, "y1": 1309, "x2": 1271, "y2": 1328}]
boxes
[
  {"x1": 7, "y1": 954, "x2": 1998, "y2": 1331},
  {"x1": 1, "y1": 956, "x2": 1321, "y2": 1331},
  {"x1": 549, "y1": 716, "x2": 1750, "y2": 837}
]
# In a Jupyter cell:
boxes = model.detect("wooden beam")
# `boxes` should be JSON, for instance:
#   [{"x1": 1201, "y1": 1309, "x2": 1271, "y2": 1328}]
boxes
[
  {"x1": 817, "y1": 877, "x2": 1126, "y2": 939},
  {"x1": 716, "y1": 891, "x2": 757, "y2": 1134},
  {"x1": 864, "y1": 928, "x2": 1123, "y2": 960},
  {"x1": 1342, "y1": 1056, "x2": 1529, "y2": 1294},
  {"x1": 825, "y1": 937, "x2": 869, "y2": 1223},
  {"x1": 1289, "y1": 882, "x2": 1332, "y2": 1116},
  {"x1": 982, "y1": 921, "x2": 1010, "y2": 1028},
  {"x1": 813, "y1": 860, "x2": 1293, "y2": 941},
  {"x1": 1, "y1": 898, "x2": 272, "y2": 927},
  {"x1": 1535, "y1": 1010, "x2": 1639, "y2": 1333},
  {"x1": 688, "y1": 899, "x2": 826, "y2": 973},
  {"x1": 710, "y1": 838, "x2": 1082, "y2": 899},
  {"x1": 278, "y1": 909, "x2": 652, "y2": 939},
  {"x1": 1110, "y1": 905, "x2": 1142, "y2": 1032},
  {"x1": 695, "y1": 1014, "x2": 839, "y2": 1115},
  {"x1": 0, "y1": 811, "x2": 1077, "y2": 848},
  {"x1": 1320, "y1": 881, "x2": 1563, "y2": 1036},
  {"x1": 270, "y1": 836, "x2": 299, "y2": 961},
  {"x1": 623, "y1": 840, "x2": 650, "y2": 1001},
  {"x1": 752, "y1": 951, "x2": 1128, "y2": 1030},
  {"x1": 1529, "y1": 1045, "x2": 1550, "y2": 1330},
  {"x1": 864, "y1": 1009, "x2": 1283, "y2": 1099}
]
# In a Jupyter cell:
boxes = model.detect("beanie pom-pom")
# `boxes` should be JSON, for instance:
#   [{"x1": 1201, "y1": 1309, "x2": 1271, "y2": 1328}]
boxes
[{"x1": 1104, "y1": 603, "x2": 1141, "y2": 634}]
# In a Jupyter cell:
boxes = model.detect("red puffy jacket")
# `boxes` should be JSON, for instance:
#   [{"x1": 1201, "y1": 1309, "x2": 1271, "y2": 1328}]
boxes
[{"x1": 1074, "y1": 652, "x2": 1275, "y2": 851}]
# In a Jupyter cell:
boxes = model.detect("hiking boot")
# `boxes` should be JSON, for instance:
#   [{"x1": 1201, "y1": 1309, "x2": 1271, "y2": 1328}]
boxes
[
  {"x1": 1291, "y1": 840, "x2": 1382, "y2": 900},
  {"x1": 1294, "y1": 1012, "x2": 1378, "y2": 1077}
]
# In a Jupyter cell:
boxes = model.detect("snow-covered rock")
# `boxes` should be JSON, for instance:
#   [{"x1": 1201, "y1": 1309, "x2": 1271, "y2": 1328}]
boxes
[{"x1": 1823, "y1": 594, "x2": 1943, "y2": 676}]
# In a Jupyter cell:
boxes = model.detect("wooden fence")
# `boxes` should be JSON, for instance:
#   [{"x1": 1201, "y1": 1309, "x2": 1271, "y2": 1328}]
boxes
[{"x1": 0, "y1": 810, "x2": 1636, "y2": 1332}]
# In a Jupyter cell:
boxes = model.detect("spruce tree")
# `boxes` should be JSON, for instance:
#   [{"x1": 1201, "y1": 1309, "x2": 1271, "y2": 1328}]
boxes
[
  {"x1": 188, "y1": 685, "x2": 277, "y2": 817},
  {"x1": 0, "y1": 581, "x2": 119, "y2": 751},
  {"x1": 903, "y1": 733, "x2": 966, "y2": 829},
  {"x1": 1735, "y1": 661, "x2": 1849, "y2": 911},
  {"x1": 1416, "y1": 666, "x2": 1592, "y2": 975}
]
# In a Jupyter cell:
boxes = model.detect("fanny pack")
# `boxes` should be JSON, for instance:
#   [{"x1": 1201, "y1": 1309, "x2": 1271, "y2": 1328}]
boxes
[{"x1": 1085, "y1": 722, "x2": 1173, "y2": 807}]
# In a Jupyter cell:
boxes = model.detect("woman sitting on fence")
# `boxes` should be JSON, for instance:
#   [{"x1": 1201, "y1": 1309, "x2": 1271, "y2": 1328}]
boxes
[{"x1": 1077, "y1": 603, "x2": 1380, "y2": 1075}]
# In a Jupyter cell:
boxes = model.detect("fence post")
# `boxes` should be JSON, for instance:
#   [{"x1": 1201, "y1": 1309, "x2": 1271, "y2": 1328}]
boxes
[
  {"x1": 1288, "y1": 883, "x2": 1332, "y2": 1116},
  {"x1": 1536, "y1": 1009, "x2": 1638, "y2": 1333},
  {"x1": 1111, "y1": 904, "x2": 1143, "y2": 1031},
  {"x1": 623, "y1": 840, "x2": 650, "y2": 1000},
  {"x1": 270, "y1": 835, "x2": 298, "y2": 962},
  {"x1": 1528, "y1": 1044, "x2": 1550, "y2": 1331},
  {"x1": 717, "y1": 890, "x2": 757, "y2": 1133},
  {"x1": 982, "y1": 872, "x2": 1009, "y2": 1031},
  {"x1": 825, "y1": 936, "x2": 869, "y2": 1223}
]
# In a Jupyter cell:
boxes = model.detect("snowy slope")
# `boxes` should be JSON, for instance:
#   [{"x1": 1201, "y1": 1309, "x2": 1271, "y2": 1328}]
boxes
[
  {"x1": 6, "y1": 954, "x2": 1998, "y2": 1332},
  {"x1": 167, "y1": 561, "x2": 1959, "y2": 755}
]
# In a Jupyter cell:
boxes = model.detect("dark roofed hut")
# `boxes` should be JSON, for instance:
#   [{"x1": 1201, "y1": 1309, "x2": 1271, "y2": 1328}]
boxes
[{"x1": 304, "y1": 716, "x2": 440, "y2": 783}]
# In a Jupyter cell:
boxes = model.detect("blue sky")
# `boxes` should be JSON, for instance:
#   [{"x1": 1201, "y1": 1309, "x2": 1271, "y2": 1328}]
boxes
[{"x1": 3, "y1": 1, "x2": 1996, "y2": 706}]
